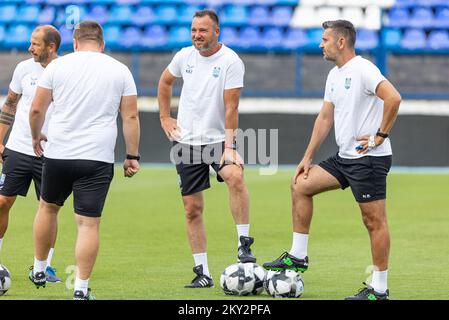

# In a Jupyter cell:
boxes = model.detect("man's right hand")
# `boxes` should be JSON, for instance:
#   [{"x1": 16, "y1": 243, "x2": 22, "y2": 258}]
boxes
[
  {"x1": 293, "y1": 157, "x2": 313, "y2": 184},
  {"x1": 160, "y1": 117, "x2": 181, "y2": 141}
]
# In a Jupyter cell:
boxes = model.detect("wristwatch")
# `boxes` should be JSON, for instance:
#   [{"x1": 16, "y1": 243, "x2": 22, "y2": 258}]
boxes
[
  {"x1": 126, "y1": 154, "x2": 141, "y2": 161},
  {"x1": 376, "y1": 129, "x2": 389, "y2": 139}
]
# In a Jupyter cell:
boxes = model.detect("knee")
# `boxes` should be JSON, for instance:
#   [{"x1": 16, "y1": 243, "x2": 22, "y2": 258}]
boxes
[
  {"x1": 0, "y1": 196, "x2": 14, "y2": 212},
  {"x1": 362, "y1": 214, "x2": 386, "y2": 233},
  {"x1": 185, "y1": 201, "x2": 203, "y2": 222},
  {"x1": 291, "y1": 176, "x2": 313, "y2": 197},
  {"x1": 226, "y1": 170, "x2": 245, "y2": 192}
]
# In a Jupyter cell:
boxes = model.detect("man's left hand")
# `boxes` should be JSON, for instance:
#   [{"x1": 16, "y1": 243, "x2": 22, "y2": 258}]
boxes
[
  {"x1": 219, "y1": 148, "x2": 244, "y2": 169},
  {"x1": 356, "y1": 135, "x2": 385, "y2": 154}
]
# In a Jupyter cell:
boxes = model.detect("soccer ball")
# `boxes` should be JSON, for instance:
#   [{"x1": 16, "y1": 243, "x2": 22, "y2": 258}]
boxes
[
  {"x1": 0, "y1": 264, "x2": 11, "y2": 296},
  {"x1": 265, "y1": 269, "x2": 304, "y2": 298},
  {"x1": 220, "y1": 262, "x2": 265, "y2": 296}
]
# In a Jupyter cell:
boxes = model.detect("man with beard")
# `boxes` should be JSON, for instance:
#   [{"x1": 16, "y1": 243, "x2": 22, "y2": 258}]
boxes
[
  {"x1": 0, "y1": 25, "x2": 61, "y2": 283},
  {"x1": 158, "y1": 9, "x2": 255, "y2": 288}
]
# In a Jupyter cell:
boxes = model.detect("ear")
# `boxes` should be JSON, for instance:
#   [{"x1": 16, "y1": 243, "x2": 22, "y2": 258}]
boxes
[{"x1": 337, "y1": 37, "x2": 345, "y2": 50}]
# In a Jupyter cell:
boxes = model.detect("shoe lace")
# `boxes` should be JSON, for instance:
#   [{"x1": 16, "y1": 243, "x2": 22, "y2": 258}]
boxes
[
  {"x1": 354, "y1": 283, "x2": 372, "y2": 297},
  {"x1": 276, "y1": 252, "x2": 290, "y2": 261}
]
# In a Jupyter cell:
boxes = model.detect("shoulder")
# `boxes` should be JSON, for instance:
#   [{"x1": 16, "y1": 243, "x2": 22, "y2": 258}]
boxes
[
  {"x1": 327, "y1": 66, "x2": 338, "y2": 78},
  {"x1": 14, "y1": 58, "x2": 36, "y2": 74},
  {"x1": 222, "y1": 45, "x2": 242, "y2": 63},
  {"x1": 174, "y1": 46, "x2": 195, "y2": 60},
  {"x1": 357, "y1": 56, "x2": 380, "y2": 71}
]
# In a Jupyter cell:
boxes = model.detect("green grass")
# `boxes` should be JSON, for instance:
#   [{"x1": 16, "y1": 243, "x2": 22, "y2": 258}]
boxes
[{"x1": 1, "y1": 167, "x2": 448, "y2": 300}]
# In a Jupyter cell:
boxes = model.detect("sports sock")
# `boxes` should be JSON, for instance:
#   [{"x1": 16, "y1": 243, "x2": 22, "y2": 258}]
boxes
[
  {"x1": 74, "y1": 277, "x2": 89, "y2": 296},
  {"x1": 46, "y1": 248, "x2": 54, "y2": 268},
  {"x1": 289, "y1": 232, "x2": 308, "y2": 259},
  {"x1": 236, "y1": 224, "x2": 250, "y2": 247},
  {"x1": 371, "y1": 270, "x2": 388, "y2": 294},
  {"x1": 193, "y1": 252, "x2": 211, "y2": 277},
  {"x1": 33, "y1": 258, "x2": 47, "y2": 275}
]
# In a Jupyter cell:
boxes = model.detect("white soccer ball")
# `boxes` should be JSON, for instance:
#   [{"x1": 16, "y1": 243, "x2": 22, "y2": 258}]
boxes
[
  {"x1": 220, "y1": 262, "x2": 266, "y2": 296},
  {"x1": 265, "y1": 269, "x2": 304, "y2": 298},
  {"x1": 0, "y1": 264, "x2": 11, "y2": 296}
]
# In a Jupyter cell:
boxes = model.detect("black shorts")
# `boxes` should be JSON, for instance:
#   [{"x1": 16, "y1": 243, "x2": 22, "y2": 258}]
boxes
[
  {"x1": 318, "y1": 153, "x2": 392, "y2": 203},
  {"x1": 41, "y1": 158, "x2": 114, "y2": 217},
  {"x1": 0, "y1": 148, "x2": 43, "y2": 200},
  {"x1": 172, "y1": 141, "x2": 228, "y2": 196}
]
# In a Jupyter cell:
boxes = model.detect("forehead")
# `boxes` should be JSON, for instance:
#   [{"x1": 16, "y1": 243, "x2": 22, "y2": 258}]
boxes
[
  {"x1": 192, "y1": 16, "x2": 215, "y2": 28},
  {"x1": 31, "y1": 30, "x2": 45, "y2": 42},
  {"x1": 322, "y1": 28, "x2": 336, "y2": 39}
]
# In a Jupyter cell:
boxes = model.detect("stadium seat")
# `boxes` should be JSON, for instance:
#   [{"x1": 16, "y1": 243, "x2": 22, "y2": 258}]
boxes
[
  {"x1": 178, "y1": 5, "x2": 203, "y2": 24},
  {"x1": 306, "y1": 28, "x2": 323, "y2": 49},
  {"x1": 58, "y1": 25, "x2": 74, "y2": 50},
  {"x1": 141, "y1": 25, "x2": 168, "y2": 48},
  {"x1": 393, "y1": 0, "x2": 416, "y2": 8},
  {"x1": 299, "y1": 0, "x2": 326, "y2": 5},
  {"x1": 261, "y1": 27, "x2": 283, "y2": 49},
  {"x1": 25, "y1": 0, "x2": 45, "y2": 4},
  {"x1": 327, "y1": 0, "x2": 364, "y2": 6},
  {"x1": 86, "y1": 5, "x2": 108, "y2": 25},
  {"x1": 355, "y1": 29, "x2": 379, "y2": 50},
  {"x1": 364, "y1": 5, "x2": 381, "y2": 30},
  {"x1": 119, "y1": 27, "x2": 142, "y2": 49},
  {"x1": 386, "y1": 8, "x2": 409, "y2": 28},
  {"x1": 116, "y1": 0, "x2": 140, "y2": 4},
  {"x1": 316, "y1": 7, "x2": 341, "y2": 24},
  {"x1": 0, "y1": 5, "x2": 17, "y2": 23},
  {"x1": 255, "y1": 0, "x2": 277, "y2": 5},
  {"x1": 155, "y1": 5, "x2": 178, "y2": 25},
  {"x1": 381, "y1": 28, "x2": 401, "y2": 48},
  {"x1": 54, "y1": 5, "x2": 87, "y2": 26},
  {"x1": 408, "y1": 7, "x2": 434, "y2": 28},
  {"x1": 270, "y1": 6, "x2": 293, "y2": 27},
  {"x1": 400, "y1": 28, "x2": 427, "y2": 49},
  {"x1": 248, "y1": 6, "x2": 270, "y2": 26},
  {"x1": 4, "y1": 24, "x2": 33, "y2": 48},
  {"x1": 433, "y1": 7, "x2": 449, "y2": 28},
  {"x1": 427, "y1": 30, "x2": 449, "y2": 49},
  {"x1": 108, "y1": 5, "x2": 133, "y2": 25},
  {"x1": 341, "y1": 7, "x2": 364, "y2": 28},
  {"x1": 290, "y1": 6, "x2": 318, "y2": 28},
  {"x1": 38, "y1": 6, "x2": 56, "y2": 25},
  {"x1": 0, "y1": 25, "x2": 5, "y2": 45},
  {"x1": 132, "y1": 6, "x2": 155, "y2": 26},
  {"x1": 167, "y1": 26, "x2": 191, "y2": 47},
  {"x1": 283, "y1": 28, "x2": 308, "y2": 50},
  {"x1": 103, "y1": 25, "x2": 121, "y2": 49},
  {"x1": 220, "y1": 5, "x2": 248, "y2": 27},
  {"x1": 15, "y1": 5, "x2": 40, "y2": 24},
  {"x1": 238, "y1": 26, "x2": 261, "y2": 49},
  {"x1": 275, "y1": 0, "x2": 300, "y2": 5},
  {"x1": 220, "y1": 27, "x2": 240, "y2": 48}
]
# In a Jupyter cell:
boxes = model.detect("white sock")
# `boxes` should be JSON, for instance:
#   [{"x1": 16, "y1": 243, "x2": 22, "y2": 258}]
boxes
[
  {"x1": 0, "y1": 238, "x2": 3, "y2": 251},
  {"x1": 33, "y1": 258, "x2": 47, "y2": 275},
  {"x1": 289, "y1": 232, "x2": 309, "y2": 259},
  {"x1": 74, "y1": 277, "x2": 89, "y2": 295},
  {"x1": 46, "y1": 248, "x2": 54, "y2": 267},
  {"x1": 371, "y1": 270, "x2": 388, "y2": 294},
  {"x1": 193, "y1": 252, "x2": 210, "y2": 277},
  {"x1": 236, "y1": 224, "x2": 250, "y2": 247}
]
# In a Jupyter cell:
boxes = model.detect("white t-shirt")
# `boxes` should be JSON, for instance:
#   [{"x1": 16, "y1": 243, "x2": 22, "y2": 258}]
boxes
[
  {"x1": 7, "y1": 58, "x2": 53, "y2": 156},
  {"x1": 38, "y1": 51, "x2": 137, "y2": 163},
  {"x1": 324, "y1": 56, "x2": 391, "y2": 159},
  {"x1": 168, "y1": 44, "x2": 245, "y2": 145}
]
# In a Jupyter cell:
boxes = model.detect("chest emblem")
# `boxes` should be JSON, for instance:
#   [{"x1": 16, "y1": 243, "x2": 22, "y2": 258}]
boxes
[
  {"x1": 344, "y1": 77, "x2": 351, "y2": 89},
  {"x1": 186, "y1": 64, "x2": 194, "y2": 74},
  {"x1": 212, "y1": 66, "x2": 221, "y2": 78},
  {"x1": 30, "y1": 77, "x2": 38, "y2": 86}
]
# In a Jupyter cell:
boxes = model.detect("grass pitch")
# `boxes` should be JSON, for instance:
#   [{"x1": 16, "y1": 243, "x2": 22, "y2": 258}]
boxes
[{"x1": 1, "y1": 166, "x2": 448, "y2": 300}]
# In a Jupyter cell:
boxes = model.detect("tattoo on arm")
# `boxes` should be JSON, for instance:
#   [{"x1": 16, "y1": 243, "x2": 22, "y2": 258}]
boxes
[{"x1": 1, "y1": 91, "x2": 20, "y2": 126}]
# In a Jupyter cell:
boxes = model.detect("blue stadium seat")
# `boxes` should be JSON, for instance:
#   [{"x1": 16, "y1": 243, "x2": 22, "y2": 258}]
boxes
[
  {"x1": 393, "y1": 0, "x2": 416, "y2": 8},
  {"x1": 238, "y1": 26, "x2": 261, "y2": 49},
  {"x1": 225, "y1": 0, "x2": 257, "y2": 5},
  {"x1": 415, "y1": 0, "x2": 448, "y2": 6},
  {"x1": 141, "y1": 25, "x2": 168, "y2": 48},
  {"x1": 355, "y1": 29, "x2": 379, "y2": 50},
  {"x1": 274, "y1": 0, "x2": 299, "y2": 6},
  {"x1": 103, "y1": 25, "x2": 121, "y2": 49},
  {"x1": 220, "y1": 27, "x2": 240, "y2": 48},
  {"x1": 307, "y1": 28, "x2": 323, "y2": 49},
  {"x1": 408, "y1": 7, "x2": 434, "y2": 28},
  {"x1": 283, "y1": 28, "x2": 308, "y2": 50},
  {"x1": 54, "y1": 5, "x2": 88, "y2": 26},
  {"x1": 261, "y1": 27, "x2": 283, "y2": 49},
  {"x1": 119, "y1": 27, "x2": 142, "y2": 49},
  {"x1": 0, "y1": 25, "x2": 5, "y2": 45},
  {"x1": 25, "y1": 0, "x2": 45, "y2": 4},
  {"x1": 185, "y1": 0, "x2": 209, "y2": 5},
  {"x1": 155, "y1": 5, "x2": 177, "y2": 25},
  {"x1": 386, "y1": 8, "x2": 410, "y2": 28},
  {"x1": 38, "y1": 6, "x2": 55, "y2": 25},
  {"x1": 270, "y1": 6, "x2": 293, "y2": 27},
  {"x1": 87, "y1": 5, "x2": 108, "y2": 25},
  {"x1": 248, "y1": 6, "x2": 270, "y2": 26},
  {"x1": 220, "y1": 5, "x2": 248, "y2": 27},
  {"x1": 427, "y1": 30, "x2": 449, "y2": 49},
  {"x1": 400, "y1": 28, "x2": 427, "y2": 49},
  {"x1": 382, "y1": 28, "x2": 402, "y2": 49},
  {"x1": 179, "y1": 5, "x2": 203, "y2": 24},
  {"x1": 58, "y1": 25, "x2": 74, "y2": 50},
  {"x1": 4, "y1": 24, "x2": 33, "y2": 48},
  {"x1": 255, "y1": 0, "x2": 277, "y2": 5},
  {"x1": 0, "y1": 5, "x2": 17, "y2": 23},
  {"x1": 433, "y1": 7, "x2": 449, "y2": 28},
  {"x1": 16, "y1": 5, "x2": 40, "y2": 24},
  {"x1": 132, "y1": 6, "x2": 156, "y2": 26},
  {"x1": 167, "y1": 26, "x2": 191, "y2": 47},
  {"x1": 116, "y1": 0, "x2": 140, "y2": 4},
  {"x1": 88, "y1": 0, "x2": 115, "y2": 4},
  {"x1": 108, "y1": 5, "x2": 133, "y2": 25}
]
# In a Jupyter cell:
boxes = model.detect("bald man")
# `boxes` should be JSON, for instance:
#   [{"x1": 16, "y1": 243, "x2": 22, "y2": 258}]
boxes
[{"x1": 0, "y1": 25, "x2": 61, "y2": 283}]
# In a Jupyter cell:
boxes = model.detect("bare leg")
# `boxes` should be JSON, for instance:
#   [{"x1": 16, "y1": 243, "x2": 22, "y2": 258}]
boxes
[
  {"x1": 75, "y1": 214, "x2": 101, "y2": 280},
  {"x1": 33, "y1": 199, "x2": 60, "y2": 261},
  {"x1": 182, "y1": 192, "x2": 205, "y2": 254},
  {"x1": 0, "y1": 195, "x2": 16, "y2": 239}
]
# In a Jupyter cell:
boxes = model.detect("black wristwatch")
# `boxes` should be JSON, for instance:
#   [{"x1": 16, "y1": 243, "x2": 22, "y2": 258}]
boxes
[
  {"x1": 376, "y1": 129, "x2": 389, "y2": 139},
  {"x1": 126, "y1": 154, "x2": 141, "y2": 161}
]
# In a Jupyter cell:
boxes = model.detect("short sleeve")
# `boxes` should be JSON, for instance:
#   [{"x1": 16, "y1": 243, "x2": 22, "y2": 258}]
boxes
[
  {"x1": 224, "y1": 59, "x2": 244, "y2": 90},
  {"x1": 38, "y1": 61, "x2": 56, "y2": 90},
  {"x1": 9, "y1": 63, "x2": 24, "y2": 94},
  {"x1": 122, "y1": 67, "x2": 137, "y2": 96},
  {"x1": 167, "y1": 50, "x2": 184, "y2": 78},
  {"x1": 323, "y1": 73, "x2": 332, "y2": 102},
  {"x1": 362, "y1": 61, "x2": 387, "y2": 95}
]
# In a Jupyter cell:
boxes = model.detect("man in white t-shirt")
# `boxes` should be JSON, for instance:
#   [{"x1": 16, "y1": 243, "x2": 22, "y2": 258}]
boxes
[
  {"x1": 158, "y1": 10, "x2": 255, "y2": 288},
  {"x1": 28, "y1": 21, "x2": 140, "y2": 300},
  {"x1": 0, "y1": 25, "x2": 61, "y2": 283},
  {"x1": 263, "y1": 20, "x2": 401, "y2": 300}
]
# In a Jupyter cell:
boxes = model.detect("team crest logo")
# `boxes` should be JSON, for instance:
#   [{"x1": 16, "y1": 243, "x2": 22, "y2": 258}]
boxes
[
  {"x1": 212, "y1": 67, "x2": 221, "y2": 78},
  {"x1": 30, "y1": 77, "x2": 38, "y2": 86},
  {"x1": 186, "y1": 64, "x2": 194, "y2": 74},
  {"x1": 344, "y1": 77, "x2": 351, "y2": 89}
]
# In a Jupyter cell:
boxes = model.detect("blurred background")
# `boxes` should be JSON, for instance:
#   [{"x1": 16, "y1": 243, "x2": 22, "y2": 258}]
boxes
[{"x1": 0, "y1": 0, "x2": 447, "y2": 166}]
